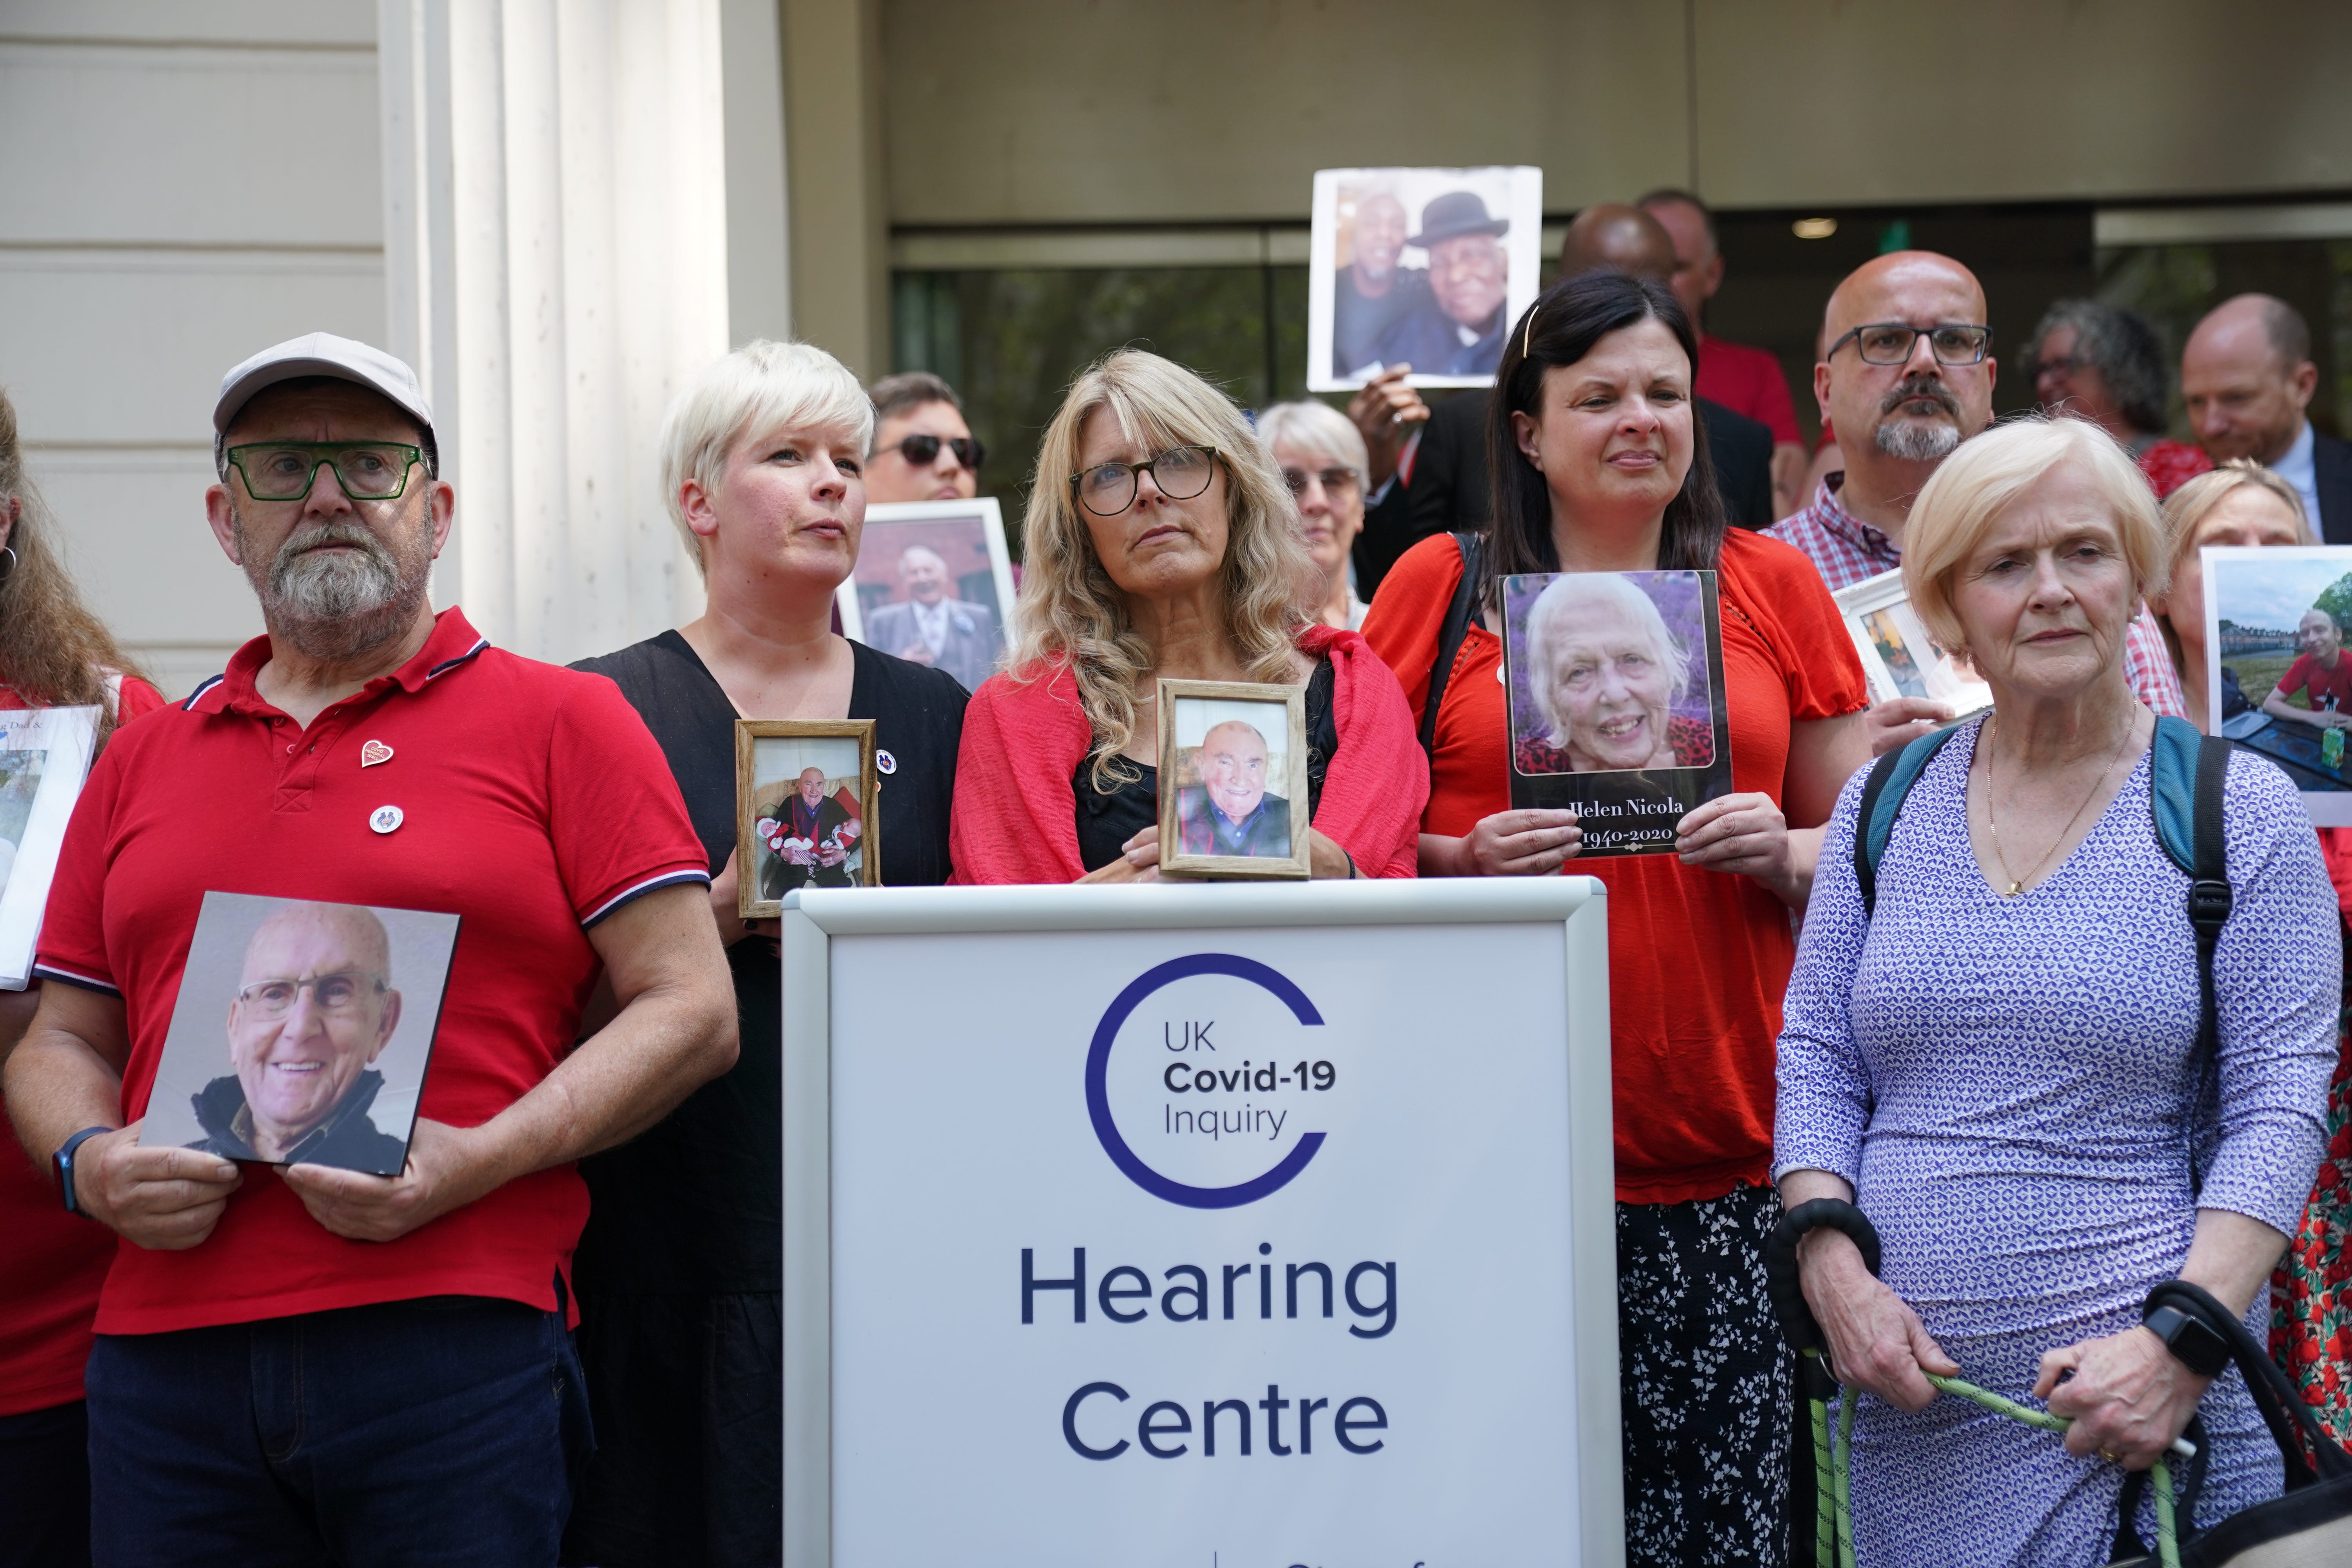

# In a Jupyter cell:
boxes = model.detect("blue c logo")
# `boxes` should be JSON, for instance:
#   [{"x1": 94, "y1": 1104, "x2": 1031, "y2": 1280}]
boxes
[{"x1": 1085, "y1": 953, "x2": 1327, "y2": 1209}]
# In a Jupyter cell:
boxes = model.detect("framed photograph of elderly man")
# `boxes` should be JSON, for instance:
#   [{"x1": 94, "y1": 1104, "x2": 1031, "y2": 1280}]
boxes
[
  {"x1": 1502, "y1": 569, "x2": 1735, "y2": 856},
  {"x1": 2202, "y1": 544, "x2": 2352, "y2": 822},
  {"x1": 737, "y1": 719, "x2": 881, "y2": 918},
  {"x1": 0, "y1": 703, "x2": 99, "y2": 989},
  {"x1": 136, "y1": 892, "x2": 460, "y2": 1175},
  {"x1": 1156, "y1": 679, "x2": 1312, "y2": 880},
  {"x1": 837, "y1": 498, "x2": 1017, "y2": 693},
  {"x1": 1306, "y1": 165, "x2": 1544, "y2": 392},
  {"x1": 1831, "y1": 566, "x2": 1993, "y2": 717}
]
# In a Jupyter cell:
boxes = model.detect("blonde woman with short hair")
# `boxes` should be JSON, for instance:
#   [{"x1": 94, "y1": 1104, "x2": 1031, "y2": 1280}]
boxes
[
  {"x1": 1777, "y1": 416, "x2": 2339, "y2": 1561},
  {"x1": 949, "y1": 350, "x2": 1426, "y2": 883},
  {"x1": 565, "y1": 339, "x2": 971, "y2": 1562}
]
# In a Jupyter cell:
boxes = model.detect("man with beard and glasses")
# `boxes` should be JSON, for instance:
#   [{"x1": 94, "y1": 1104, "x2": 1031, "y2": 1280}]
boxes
[
  {"x1": 4, "y1": 332, "x2": 739, "y2": 1568},
  {"x1": 1768, "y1": 252, "x2": 2185, "y2": 753}
]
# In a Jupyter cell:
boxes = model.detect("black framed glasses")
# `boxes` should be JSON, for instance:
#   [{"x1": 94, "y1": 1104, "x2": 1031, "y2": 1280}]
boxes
[
  {"x1": 2032, "y1": 354, "x2": 2088, "y2": 381},
  {"x1": 1069, "y1": 445, "x2": 1220, "y2": 516},
  {"x1": 1826, "y1": 322, "x2": 1993, "y2": 367},
  {"x1": 1281, "y1": 464, "x2": 1361, "y2": 498},
  {"x1": 890, "y1": 432, "x2": 985, "y2": 471},
  {"x1": 225, "y1": 441, "x2": 424, "y2": 501}
]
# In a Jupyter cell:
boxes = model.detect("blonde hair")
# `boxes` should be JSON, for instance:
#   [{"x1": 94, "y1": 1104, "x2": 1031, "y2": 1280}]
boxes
[
  {"x1": 2159, "y1": 459, "x2": 2313, "y2": 587},
  {"x1": 1012, "y1": 350, "x2": 1313, "y2": 789},
  {"x1": 1255, "y1": 400, "x2": 1369, "y2": 478},
  {"x1": 1903, "y1": 416, "x2": 2165, "y2": 660},
  {"x1": 659, "y1": 340, "x2": 873, "y2": 579}
]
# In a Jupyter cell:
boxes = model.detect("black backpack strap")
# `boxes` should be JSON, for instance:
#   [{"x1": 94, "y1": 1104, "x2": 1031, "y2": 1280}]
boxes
[
  {"x1": 1417, "y1": 532, "x2": 1483, "y2": 774},
  {"x1": 2186, "y1": 734, "x2": 2233, "y2": 1063}
]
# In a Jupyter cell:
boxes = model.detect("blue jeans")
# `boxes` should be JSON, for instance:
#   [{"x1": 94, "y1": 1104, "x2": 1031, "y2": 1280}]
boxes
[{"x1": 85, "y1": 1295, "x2": 592, "y2": 1568}]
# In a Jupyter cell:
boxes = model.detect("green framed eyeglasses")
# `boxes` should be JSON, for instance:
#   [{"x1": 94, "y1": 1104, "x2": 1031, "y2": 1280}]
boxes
[{"x1": 225, "y1": 441, "x2": 425, "y2": 502}]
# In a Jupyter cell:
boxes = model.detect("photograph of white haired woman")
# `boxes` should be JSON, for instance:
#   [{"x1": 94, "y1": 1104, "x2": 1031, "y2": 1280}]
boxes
[{"x1": 1510, "y1": 570, "x2": 1717, "y2": 775}]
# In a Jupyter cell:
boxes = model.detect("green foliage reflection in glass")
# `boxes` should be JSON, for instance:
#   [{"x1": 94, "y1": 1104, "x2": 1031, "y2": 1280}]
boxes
[{"x1": 226, "y1": 442, "x2": 424, "y2": 501}]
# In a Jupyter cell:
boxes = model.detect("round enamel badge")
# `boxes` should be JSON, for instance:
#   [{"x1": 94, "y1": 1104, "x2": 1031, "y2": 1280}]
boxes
[
  {"x1": 877, "y1": 749, "x2": 897, "y2": 775},
  {"x1": 369, "y1": 804, "x2": 404, "y2": 835}
]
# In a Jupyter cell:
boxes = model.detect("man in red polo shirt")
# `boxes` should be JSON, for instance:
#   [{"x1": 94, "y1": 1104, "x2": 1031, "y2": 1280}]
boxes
[
  {"x1": 2, "y1": 333, "x2": 738, "y2": 1567},
  {"x1": 1639, "y1": 188, "x2": 1809, "y2": 518}
]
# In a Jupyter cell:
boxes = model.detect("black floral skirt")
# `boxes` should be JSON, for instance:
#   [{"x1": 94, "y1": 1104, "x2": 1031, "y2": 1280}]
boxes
[{"x1": 1617, "y1": 1182, "x2": 1791, "y2": 1568}]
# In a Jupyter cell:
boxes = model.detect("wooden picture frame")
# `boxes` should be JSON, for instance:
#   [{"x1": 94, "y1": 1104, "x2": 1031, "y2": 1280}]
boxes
[
  {"x1": 1155, "y1": 678, "x2": 1311, "y2": 880},
  {"x1": 737, "y1": 720, "x2": 881, "y2": 918}
]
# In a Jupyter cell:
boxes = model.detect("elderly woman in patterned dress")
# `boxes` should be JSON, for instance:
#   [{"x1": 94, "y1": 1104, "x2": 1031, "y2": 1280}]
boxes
[{"x1": 1775, "y1": 416, "x2": 2340, "y2": 1562}]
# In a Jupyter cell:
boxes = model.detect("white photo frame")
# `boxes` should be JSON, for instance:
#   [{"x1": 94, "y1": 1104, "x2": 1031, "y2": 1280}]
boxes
[
  {"x1": 2201, "y1": 544, "x2": 2352, "y2": 825},
  {"x1": 0, "y1": 704, "x2": 100, "y2": 989},
  {"x1": 1306, "y1": 165, "x2": 1544, "y2": 393},
  {"x1": 837, "y1": 498, "x2": 1018, "y2": 693},
  {"x1": 1831, "y1": 567, "x2": 1992, "y2": 717}
]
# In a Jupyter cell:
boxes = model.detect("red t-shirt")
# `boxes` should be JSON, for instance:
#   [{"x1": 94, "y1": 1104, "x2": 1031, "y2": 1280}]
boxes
[
  {"x1": 2281, "y1": 652, "x2": 2352, "y2": 716},
  {"x1": 1697, "y1": 334, "x2": 1802, "y2": 447},
  {"x1": 0, "y1": 674, "x2": 166, "y2": 1414},
  {"x1": 31, "y1": 611, "x2": 708, "y2": 1335},
  {"x1": 1360, "y1": 530, "x2": 1867, "y2": 1203}
]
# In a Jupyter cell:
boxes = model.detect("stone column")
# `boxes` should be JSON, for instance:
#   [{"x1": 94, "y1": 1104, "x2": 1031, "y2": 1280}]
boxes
[{"x1": 378, "y1": 0, "x2": 730, "y2": 664}]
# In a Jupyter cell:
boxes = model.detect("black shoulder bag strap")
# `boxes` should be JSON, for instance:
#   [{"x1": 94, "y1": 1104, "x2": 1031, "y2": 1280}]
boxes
[
  {"x1": 2186, "y1": 734, "x2": 2234, "y2": 1063},
  {"x1": 1417, "y1": 531, "x2": 1484, "y2": 777}
]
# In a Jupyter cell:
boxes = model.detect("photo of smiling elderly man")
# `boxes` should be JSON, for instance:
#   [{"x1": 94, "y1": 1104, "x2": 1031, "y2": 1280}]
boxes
[
  {"x1": 141, "y1": 893, "x2": 458, "y2": 1176},
  {"x1": 1173, "y1": 713, "x2": 1293, "y2": 859}
]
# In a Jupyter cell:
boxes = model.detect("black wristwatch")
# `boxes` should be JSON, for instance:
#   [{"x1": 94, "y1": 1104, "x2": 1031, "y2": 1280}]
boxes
[
  {"x1": 2143, "y1": 1302, "x2": 2231, "y2": 1377},
  {"x1": 53, "y1": 1126, "x2": 112, "y2": 1219}
]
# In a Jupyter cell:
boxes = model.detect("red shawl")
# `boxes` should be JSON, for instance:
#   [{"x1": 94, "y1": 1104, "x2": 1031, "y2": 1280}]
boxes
[{"x1": 949, "y1": 625, "x2": 1428, "y2": 883}]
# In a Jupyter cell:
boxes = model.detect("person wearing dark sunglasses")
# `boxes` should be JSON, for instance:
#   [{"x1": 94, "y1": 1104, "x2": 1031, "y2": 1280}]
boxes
[{"x1": 865, "y1": 370, "x2": 984, "y2": 503}]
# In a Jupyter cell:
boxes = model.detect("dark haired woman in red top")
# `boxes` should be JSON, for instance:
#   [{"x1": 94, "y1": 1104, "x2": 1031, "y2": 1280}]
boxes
[{"x1": 1362, "y1": 270, "x2": 1869, "y2": 1568}]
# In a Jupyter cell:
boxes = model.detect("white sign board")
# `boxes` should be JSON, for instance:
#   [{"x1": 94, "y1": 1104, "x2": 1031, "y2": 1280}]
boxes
[{"x1": 782, "y1": 880, "x2": 1620, "y2": 1567}]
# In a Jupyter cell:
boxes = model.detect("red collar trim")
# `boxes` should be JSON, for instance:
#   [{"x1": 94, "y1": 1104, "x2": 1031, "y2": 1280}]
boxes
[{"x1": 188, "y1": 608, "x2": 489, "y2": 717}]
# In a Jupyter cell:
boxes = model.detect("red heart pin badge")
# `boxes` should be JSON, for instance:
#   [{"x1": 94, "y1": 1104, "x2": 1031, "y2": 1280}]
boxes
[{"x1": 360, "y1": 739, "x2": 394, "y2": 768}]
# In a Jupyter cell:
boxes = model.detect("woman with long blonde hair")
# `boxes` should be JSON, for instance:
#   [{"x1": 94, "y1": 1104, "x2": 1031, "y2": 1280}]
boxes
[
  {"x1": 949, "y1": 349, "x2": 1426, "y2": 882},
  {"x1": 0, "y1": 382, "x2": 165, "y2": 1565}
]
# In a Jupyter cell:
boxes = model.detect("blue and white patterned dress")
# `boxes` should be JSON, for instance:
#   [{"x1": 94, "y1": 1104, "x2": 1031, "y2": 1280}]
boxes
[{"x1": 1777, "y1": 717, "x2": 2340, "y2": 1564}]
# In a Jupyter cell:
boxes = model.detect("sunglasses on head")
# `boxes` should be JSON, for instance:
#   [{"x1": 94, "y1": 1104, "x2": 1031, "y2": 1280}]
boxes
[{"x1": 890, "y1": 432, "x2": 985, "y2": 472}]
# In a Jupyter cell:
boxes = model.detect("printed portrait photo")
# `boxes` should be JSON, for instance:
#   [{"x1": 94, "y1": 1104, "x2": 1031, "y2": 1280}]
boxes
[
  {"x1": 1833, "y1": 569, "x2": 1993, "y2": 716},
  {"x1": 1168, "y1": 697, "x2": 1296, "y2": 862},
  {"x1": 0, "y1": 746, "x2": 44, "y2": 897},
  {"x1": 1507, "y1": 570, "x2": 1718, "y2": 777},
  {"x1": 838, "y1": 499, "x2": 1017, "y2": 693},
  {"x1": 138, "y1": 893, "x2": 460, "y2": 1176},
  {"x1": 1306, "y1": 165, "x2": 1544, "y2": 391},
  {"x1": 747, "y1": 733, "x2": 872, "y2": 902},
  {"x1": 2204, "y1": 545, "x2": 2352, "y2": 817},
  {"x1": 0, "y1": 703, "x2": 100, "y2": 990}
]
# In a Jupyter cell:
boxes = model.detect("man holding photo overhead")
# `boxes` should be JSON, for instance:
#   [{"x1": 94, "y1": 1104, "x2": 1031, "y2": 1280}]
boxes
[{"x1": 4, "y1": 332, "x2": 736, "y2": 1567}]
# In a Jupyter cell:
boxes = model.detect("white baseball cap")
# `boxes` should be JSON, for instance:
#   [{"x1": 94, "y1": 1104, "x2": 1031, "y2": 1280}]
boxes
[{"x1": 212, "y1": 332, "x2": 436, "y2": 470}]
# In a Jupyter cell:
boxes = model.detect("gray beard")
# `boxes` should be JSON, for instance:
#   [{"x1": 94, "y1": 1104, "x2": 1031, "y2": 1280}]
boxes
[
  {"x1": 237, "y1": 516, "x2": 432, "y2": 662},
  {"x1": 1874, "y1": 420, "x2": 1961, "y2": 463}
]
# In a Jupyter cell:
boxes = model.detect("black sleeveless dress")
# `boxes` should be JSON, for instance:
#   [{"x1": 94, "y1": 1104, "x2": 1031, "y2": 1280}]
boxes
[{"x1": 561, "y1": 632, "x2": 964, "y2": 1567}]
